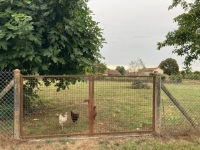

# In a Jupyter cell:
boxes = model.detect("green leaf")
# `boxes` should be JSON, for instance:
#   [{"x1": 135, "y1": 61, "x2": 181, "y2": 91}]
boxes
[
  {"x1": 40, "y1": 4, "x2": 48, "y2": 10},
  {"x1": 52, "y1": 57, "x2": 58, "y2": 63},
  {"x1": 34, "y1": 56, "x2": 42, "y2": 63},
  {"x1": 70, "y1": 54, "x2": 75, "y2": 60},
  {"x1": 0, "y1": 62, "x2": 7, "y2": 70},
  {"x1": 27, "y1": 55, "x2": 34, "y2": 61},
  {"x1": 31, "y1": 67, "x2": 39, "y2": 74},
  {"x1": 6, "y1": 32, "x2": 15, "y2": 40},
  {"x1": 0, "y1": 30, "x2": 6, "y2": 39},
  {"x1": 0, "y1": 55, "x2": 2, "y2": 61},
  {"x1": 21, "y1": 52, "x2": 27, "y2": 58},
  {"x1": 0, "y1": 41, "x2": 7, "y2": 50},
  {"x1": 13, "y1": 60, "x2": 19, "y2": 67},
  {"x1": 43, "y1": 49, "x2": 52, "y2": 57},
  {"x1": 60, "y1": 35, "x2": 68, "y2": 42},
  {"x1": 58, "y1": 58, "x2": 66, "y2": 64},
  {"x1": 41, "y1": 64, "x2": 48, "y2": 70},
  {"x1": 28, "y1": 34, "x2": 41, "y2": 45},
  {"x1": 53, "y1": 49, "x2": 61, "y2": 55}
]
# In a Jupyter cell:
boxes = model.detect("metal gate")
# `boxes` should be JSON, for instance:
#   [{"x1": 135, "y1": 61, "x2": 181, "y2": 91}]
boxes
[
  {"x1": 93, "y1": 76, "x2": 154, "y2": 135},
  {"x1": 20, "y1": 75, "x2": 157, "y2": 138}
]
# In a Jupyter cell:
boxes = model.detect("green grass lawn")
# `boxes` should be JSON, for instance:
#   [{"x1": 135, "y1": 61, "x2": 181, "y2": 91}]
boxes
[
  {"x1": 161, "y1": 81, "x2": 200, "y2": 133},
  {"x1": 21, "y1": 77, "x2": 200, "y2": 137},
  {"x1": 22, "y1": 77, "x2": 153, "y2": 137}
]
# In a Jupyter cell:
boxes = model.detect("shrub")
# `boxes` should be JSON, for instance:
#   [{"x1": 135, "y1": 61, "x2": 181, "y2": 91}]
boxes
[
  {"x1": 132, "y1": 80, "x2": 150, "y2": 89},
  {"x1": 149, "y1": 73, "x2": 155, "y2": 76},
  {"x1": 149, "y1": 73, "x2": 166, "y2": 82},
  {"x1": 185, "y1": 74, "x2": 200, "y2": 80},
  {"x1": 161, "y1": 75, "x2": 166, "y2": 82},
  {"x1": 170, "y1": 74, "x2": 182, "y2": 83},
  {"x1": 191, "y1": 74, "x2": 200, "y2": 80}
]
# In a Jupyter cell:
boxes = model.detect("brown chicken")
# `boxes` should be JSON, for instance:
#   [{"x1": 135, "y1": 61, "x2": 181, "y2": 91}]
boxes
[
  {"x1": 71, "y1": 111, "x2": 79, "y2": 123},
  {"x1": 93, "y1": 106, "x2": 97, "y2": 120}
]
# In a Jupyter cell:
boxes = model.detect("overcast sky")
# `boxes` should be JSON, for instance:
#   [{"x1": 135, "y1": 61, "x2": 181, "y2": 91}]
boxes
[{"x1": 88, "y1": 0, "x2": 200, "y2": 71}]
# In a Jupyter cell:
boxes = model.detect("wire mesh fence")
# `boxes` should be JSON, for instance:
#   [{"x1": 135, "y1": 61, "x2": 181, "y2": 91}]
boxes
[
  {"x1": 161, "y1": 74, "x2": 200, "y2": 135},
  {"x1": 21, "y1": 75, "x2": 154, "y2": 138},
  {"x1": 0, "y1": 71, "x2": 14, "y2": 137},
  {"x1": 2, "y1": 71, "x2": 199, "y2": 138}
]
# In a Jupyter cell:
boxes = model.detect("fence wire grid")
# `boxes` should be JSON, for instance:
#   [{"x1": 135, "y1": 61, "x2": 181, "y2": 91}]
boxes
[
  {"x1": 21, "y1": 76, "x2": 154, "y2": 138},
  {"x1": 161, "y1": 75, "x2": 200, "y2": 135},
  {"x1": 93, "y1": 76, "x2": 153, "y2": 134},
  {"x1": 0, "y1": 71, "x2": 14, "y2": 137},
  {"x1": 2, "y1": 71, "x2": 199, "y2": 138}
]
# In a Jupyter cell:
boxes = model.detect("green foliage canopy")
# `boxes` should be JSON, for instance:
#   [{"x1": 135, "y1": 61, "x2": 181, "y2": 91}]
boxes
[
  {"x1": 159, "y1": 58, "x2": 179, "y2": 75},
  {"x1": 92, "y1": 61, "x2": 107, "y2": 74},
  {"x1": 115, "y1": 66, "x2": 125, "y2": 75},
  {"x1": 0, "y1": 0, "x2": 105, "y2": 75},
  {"x1": 157, "y1": 0, "x2": 200, "y2": 67}
]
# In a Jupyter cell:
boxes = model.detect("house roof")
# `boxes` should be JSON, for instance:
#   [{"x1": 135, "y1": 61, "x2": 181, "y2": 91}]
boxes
[
  {"x1": 104, "y1": 70, "x2": 121, "y2": 75},
  {"x1": 144, "y1": 67, "x2": 161, "y2": 72}
]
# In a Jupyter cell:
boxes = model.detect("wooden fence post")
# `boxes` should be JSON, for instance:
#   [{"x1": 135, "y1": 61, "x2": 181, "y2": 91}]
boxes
[
  {"x1": 14, "y1": 69, "x2": 20, "y2": 139},
  {"x1": 88, "y1": 76, "x2": 94, "y2": 136},
  {"x1": 153, "y1": 76, "x2": 161, "y2": 134}
]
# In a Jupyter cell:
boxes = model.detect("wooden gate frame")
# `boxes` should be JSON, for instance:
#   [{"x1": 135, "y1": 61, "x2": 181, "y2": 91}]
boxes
[
  {"x1": 87, "y1": 75, "x2": 162, "y2": 135},
  {"x1": 15, "y1": 74, "x2": 161, "y2": 139}
]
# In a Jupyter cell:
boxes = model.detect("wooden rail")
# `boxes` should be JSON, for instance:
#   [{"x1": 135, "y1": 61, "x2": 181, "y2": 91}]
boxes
[{"x1": 0, "y1": 80, "x2": 14, "y2": 99}]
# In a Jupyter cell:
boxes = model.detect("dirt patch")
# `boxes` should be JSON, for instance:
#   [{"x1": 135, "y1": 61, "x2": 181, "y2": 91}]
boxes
[{"x1": 0, "y1": 134, "x2": 27, "y2": 149}]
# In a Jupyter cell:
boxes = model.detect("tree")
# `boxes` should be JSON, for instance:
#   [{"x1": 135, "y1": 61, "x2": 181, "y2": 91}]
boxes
[
  {"x1": 0, "y1": 0, "x2": 105, "y2": 75},
  {"x1": 0, "y1": 1, "x2": 106, "y2": 111},
  {"x1": 92, "y1": 61, "x2": 107, "y2": 74},
  {"x1": 115, "y1": 66, "x2": 126, "y2": 75},
  {"x1": 182, "y1": 66, "x2": 192, "y2": 74},
  {"x1": 159, "y1": 58, "x2": 179, "y2": 75},
  {"x1": 157, "y1": 0, "x2": 200, "y2": 67},
  {"x1": 128, "y1": 59, "x2": 145, "y2": 75},
  {"x1": 180, "y1": 70, "x2": 186, "y2": 78},
  {"x1": 194, "y1": 71, "x2": 200, "y2": 75}
]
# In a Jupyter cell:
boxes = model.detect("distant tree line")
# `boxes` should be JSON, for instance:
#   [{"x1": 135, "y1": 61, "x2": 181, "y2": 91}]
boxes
[{"x1": 90, "y1": 58, "x2": 200, "y2": 83}]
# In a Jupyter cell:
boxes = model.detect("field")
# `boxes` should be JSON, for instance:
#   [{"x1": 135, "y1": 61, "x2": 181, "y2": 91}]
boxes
[
  {"x1": 160, "y1": 81, "x2": 200, "y2": 134},
  {"x1": 1, "y1": 76, "x2": 200, "y2": 149}
]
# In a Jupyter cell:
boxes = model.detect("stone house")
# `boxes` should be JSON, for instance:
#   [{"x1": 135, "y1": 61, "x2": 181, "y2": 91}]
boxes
[{"x1": 143, "y1": 67, "x2": 164, "y2": 75}]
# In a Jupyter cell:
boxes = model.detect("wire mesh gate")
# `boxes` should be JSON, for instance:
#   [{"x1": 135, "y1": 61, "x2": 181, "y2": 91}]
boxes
[
  {"x1": 93, "y1": 76, "x2": 154, "y2": 134},
  {"x1": 20, "y1": 75, "x2": 155, "y2": 138}
]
